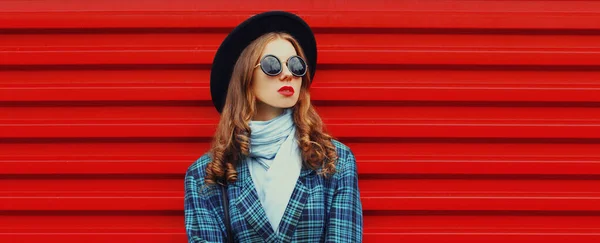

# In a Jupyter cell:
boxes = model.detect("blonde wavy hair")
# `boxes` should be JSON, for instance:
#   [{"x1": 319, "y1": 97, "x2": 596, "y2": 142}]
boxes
[{"x1": 205, "y1": 32, "x2": 338, "y2": 185}]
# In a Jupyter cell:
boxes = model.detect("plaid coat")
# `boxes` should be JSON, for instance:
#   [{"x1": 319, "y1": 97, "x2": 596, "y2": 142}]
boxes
[{"x1": 184, "y1": 140, "x2": 363, "y2": 243}]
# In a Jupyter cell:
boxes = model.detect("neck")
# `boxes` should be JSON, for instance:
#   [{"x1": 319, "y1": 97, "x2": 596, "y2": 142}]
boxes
[{"x1": 253, "y1": 102, "x2": 284, "y2": 121}]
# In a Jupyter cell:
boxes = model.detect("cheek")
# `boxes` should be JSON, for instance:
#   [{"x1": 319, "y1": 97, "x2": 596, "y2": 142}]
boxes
[
  {"x1": 252, "y1": 75, "x2": 275, "y2": 100},
  {"x1": 294, "y1": 78, "x2": 303, "y2": 90},
  {"x1": 252, "y1": 72, "x2": 268, "y2": 91}
]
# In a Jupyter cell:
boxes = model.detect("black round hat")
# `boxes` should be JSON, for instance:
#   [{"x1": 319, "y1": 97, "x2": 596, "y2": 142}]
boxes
[{"x1": 210, "y1": 11, "x2": 317, "y2": 113}]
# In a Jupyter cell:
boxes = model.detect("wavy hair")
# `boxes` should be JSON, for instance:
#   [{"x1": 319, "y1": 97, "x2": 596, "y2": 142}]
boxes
[{"x1": 205, "y1": 32, "x2": 338, "y2": 185}]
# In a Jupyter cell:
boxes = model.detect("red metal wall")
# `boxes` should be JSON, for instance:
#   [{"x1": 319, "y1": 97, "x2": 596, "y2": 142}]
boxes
[{"x1": 2, "y1": 0, "x2": 600, "y2": 242}]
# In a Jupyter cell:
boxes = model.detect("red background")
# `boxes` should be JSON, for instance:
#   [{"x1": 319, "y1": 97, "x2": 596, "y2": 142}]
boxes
[{"x1": 2, "y1": 0, "x2": 600, "y2": 242}]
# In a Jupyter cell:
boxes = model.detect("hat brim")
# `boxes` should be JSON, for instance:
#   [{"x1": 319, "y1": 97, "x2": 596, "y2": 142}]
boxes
[{"x1": 210, "y1": 11, "x2": 317, "y2": 113}]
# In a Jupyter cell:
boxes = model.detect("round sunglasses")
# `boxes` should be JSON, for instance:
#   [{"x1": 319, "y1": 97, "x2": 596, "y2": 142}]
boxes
[{"x1": 254, "y1": 54, "x2": 307, "y2": 77}]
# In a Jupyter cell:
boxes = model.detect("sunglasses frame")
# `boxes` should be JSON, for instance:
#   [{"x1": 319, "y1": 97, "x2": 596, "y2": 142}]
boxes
[{"x1": 254, "y1": 54, "x2": 307, "y2": 77}]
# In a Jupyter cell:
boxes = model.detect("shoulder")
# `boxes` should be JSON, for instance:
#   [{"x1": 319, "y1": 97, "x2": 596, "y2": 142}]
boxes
[
  {"x1": 185, "y1": 152, "x2": 212, "y2": 181},
  {"x1": 331, "y1": 139, "x2": 353, "y2": 158},
  {"x1": 330, "y1": 139, "x2": 357, "y2": 176},
  {"x1": 184, "y1": 153, "x2": 216, "y2": 198}
]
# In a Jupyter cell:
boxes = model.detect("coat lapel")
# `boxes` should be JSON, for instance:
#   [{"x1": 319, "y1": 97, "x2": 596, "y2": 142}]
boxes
[
  {"x1": 232, "y1": 159, "x2": 314, "y2": 243},
  {"x1": 233, "y1": 160, "x2": 278, "y2": 243},
  {"x1": 276, "y1": 167, "x2": 312, "y2": 242}
]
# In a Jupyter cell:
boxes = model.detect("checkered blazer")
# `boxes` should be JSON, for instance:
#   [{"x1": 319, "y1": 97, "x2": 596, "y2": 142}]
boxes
[{"x1": 184, "y1": 140, "x2": 363, "y2": 243}]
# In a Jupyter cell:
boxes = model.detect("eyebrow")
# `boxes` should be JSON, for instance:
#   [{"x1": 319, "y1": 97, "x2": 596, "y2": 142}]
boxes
[{"x1": 263, "y1": 53, "x2": 297, "y2": 59}]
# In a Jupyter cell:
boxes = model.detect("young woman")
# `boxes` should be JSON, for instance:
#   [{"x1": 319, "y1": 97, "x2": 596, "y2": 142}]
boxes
[{"x1": 184, "y1": 11, "x2": 363, "y2": 243}]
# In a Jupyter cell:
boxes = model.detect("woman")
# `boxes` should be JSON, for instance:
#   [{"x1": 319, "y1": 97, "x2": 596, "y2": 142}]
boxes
[{"x1": 185, "y1": 11, "x2": 363, "y2": 243}]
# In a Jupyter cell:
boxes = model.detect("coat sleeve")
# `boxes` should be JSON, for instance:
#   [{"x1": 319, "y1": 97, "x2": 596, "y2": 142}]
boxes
[
  {"x1": 184, "y1": 164, "x2": 224, "y2": 243},
  {"x1": 324, "y1": 149, "x2": 364, "y2": 242}
]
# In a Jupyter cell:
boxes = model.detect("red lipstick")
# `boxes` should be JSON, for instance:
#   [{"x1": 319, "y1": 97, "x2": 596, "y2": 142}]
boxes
[{"x1": 278, "y1": 86, "x2": 295, "y2": 96}]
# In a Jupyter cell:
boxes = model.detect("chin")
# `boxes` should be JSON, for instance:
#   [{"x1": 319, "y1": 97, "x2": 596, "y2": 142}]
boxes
[
  {"x1": 270, "y1": 100, "x2": 298, "y2": 109},
  {"x1": 275, "y1": 103, "x2": 296, "y2": 109}
]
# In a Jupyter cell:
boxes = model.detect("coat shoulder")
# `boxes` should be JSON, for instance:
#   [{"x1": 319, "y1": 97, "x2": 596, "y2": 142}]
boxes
[
  {"x1": 185, "y1": 152, "x2": 212, "y2": 181},
  {"x1": 331, "y1": 139, "x2": 351, "y2": 154},
  {"x1": 330, "y1": 139, "x2": 357, "y2": 175}
]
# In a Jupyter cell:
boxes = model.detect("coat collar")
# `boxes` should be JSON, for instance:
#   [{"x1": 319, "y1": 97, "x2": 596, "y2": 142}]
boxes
[
  {"x1": 232, "y1": 159, "x2": 312, "y2": 242},
  {"x1": 230, "y1": 158, "x2": 314, "y2": 188}
]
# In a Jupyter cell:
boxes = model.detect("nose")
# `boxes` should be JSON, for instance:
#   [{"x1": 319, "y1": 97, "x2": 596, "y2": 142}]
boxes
[{"x1": 279, "y1": 64, "x2": 293, "y2": 82}]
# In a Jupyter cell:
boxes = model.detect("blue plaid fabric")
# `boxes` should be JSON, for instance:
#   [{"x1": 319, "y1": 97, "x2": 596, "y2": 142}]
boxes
[{"x1": 185, "y1": 140, "x2": 363, "y2": 243}]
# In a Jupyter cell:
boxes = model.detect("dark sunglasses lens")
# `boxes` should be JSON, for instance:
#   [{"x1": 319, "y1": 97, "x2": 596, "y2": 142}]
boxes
[
  {"x1": 260, "y1": 55, "x2": 281, "y2": 76},
  {"x1": 288, "y1": 56, "x2": 307, "y2": 76}
]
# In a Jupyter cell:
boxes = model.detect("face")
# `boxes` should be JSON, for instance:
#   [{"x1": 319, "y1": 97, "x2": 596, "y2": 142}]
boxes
[{"x1": 252, "y1": 38, "x2": 303, "y2": 112}]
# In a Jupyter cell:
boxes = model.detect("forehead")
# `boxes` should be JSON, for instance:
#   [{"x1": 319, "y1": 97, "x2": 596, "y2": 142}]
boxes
[{"x1": 261, "y1": 38, "x2": 297, "y2": 60}]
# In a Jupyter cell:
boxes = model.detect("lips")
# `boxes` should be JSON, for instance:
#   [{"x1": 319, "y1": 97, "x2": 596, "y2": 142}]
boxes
[{"x1": 278, "y1": 86, "x2": 295, "y2": 96}]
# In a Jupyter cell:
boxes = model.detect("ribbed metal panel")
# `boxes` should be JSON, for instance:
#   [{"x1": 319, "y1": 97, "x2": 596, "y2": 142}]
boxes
[{"x1": 2, "y1": 0, "x2": 600, "y2": 242}]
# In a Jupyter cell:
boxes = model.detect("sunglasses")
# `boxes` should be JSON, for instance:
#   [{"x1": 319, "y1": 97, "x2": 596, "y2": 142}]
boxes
[{"x1": 254, "y1": 54, "x2": 307, "y2": 77}]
